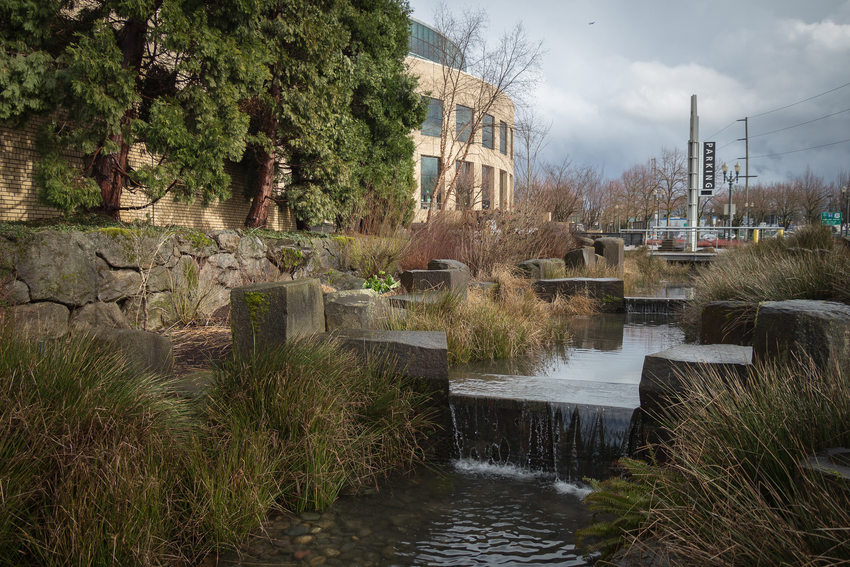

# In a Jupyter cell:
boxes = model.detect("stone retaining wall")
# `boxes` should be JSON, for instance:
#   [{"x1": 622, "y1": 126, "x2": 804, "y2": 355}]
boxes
[{"x1": 1, "y1": 228, "x2": 348, "y2": 335}]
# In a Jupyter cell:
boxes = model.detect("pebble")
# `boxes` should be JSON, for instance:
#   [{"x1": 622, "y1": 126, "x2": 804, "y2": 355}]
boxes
[
  {"x1": 287, "y1": 525, "x2": 310, "y2": 537},
  {"x1": 323, "y1": 548, "x2": 341, "y2": 557},
  {"x1": 309, "y1": 556, "x2": 327, "y2": 566},
  {"x1": 301, "y1": 511, "x2": 322, "y2": 521},
  {"x1": 293, "y1": 549, "x2": 311, "y2": 560},
  {"x1": 310, "y1": 526, "x2": 322, "y2": 534},
  {"x1": 294, "y1": 534, "x2": 314, "y2": 545}
]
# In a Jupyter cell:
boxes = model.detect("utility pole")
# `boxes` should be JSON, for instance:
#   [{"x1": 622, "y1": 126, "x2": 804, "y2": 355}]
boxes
[
  {"x1": 737, "y1": 117, "x2": 749, "y2": 238},
  {"x1": 687, "y1": 95, "x2": 699, "y2": 252}
]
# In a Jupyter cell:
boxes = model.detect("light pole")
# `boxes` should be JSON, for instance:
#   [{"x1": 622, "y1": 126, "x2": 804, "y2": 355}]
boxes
[
  {"x1": 653, "y1": 187, "x2": 660, "y2": 240},
  {"x1": 722, "y1": 162, "x2": 740, "y2": 242},
  {"x1": 615, "y1": 204, "x2": 620, "y2": 233},
  {"x1": 842, "y1": 185, "x2": 848, "y2": 238}
]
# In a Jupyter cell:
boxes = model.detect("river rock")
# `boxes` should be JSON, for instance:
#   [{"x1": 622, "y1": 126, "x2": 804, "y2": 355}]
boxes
[
  {"x1": 753, "y1": 299, "x2": 850, "y2": 374},
  {"x1": 8, "y1": 301, "x2": 70, "y2": 339},
  {"x1": 91, "y1": 328, "x2": 174, "y2": 375},
  {"x1": 2, "y1": 279, "x2": 30, "y2": 305},
  {"x1": 98, "y1": 268, "x2": 142, "y2": 302},
  {"x1": 639, "y1": 344, "x2": 753, "y2": 423},
  {"x1": 564, "y1": 247, "x2": 596, "y2": 269},
  {"x1": 210, "y1": 229, "x2": 240, "y2": 253},
  {"x1": 427, "y1": 259, "x2": 470, "y2": 273},
  {"x1": 16, "y1": 231, "x2": 98, "y2": 306},
  {"x1": 230, "y1": 279, "x2": 325, "y2": 356},
  {"x1": 70, "y1": 301, "x2": 130, "y2": 333}
]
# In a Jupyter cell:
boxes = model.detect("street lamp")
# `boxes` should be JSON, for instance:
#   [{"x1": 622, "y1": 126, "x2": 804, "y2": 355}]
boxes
[
  {"x1": 653, "y1": 187, "x2": 660, "y2": 240},
  {"x1": 722, "y1": 162, "x2": 740, "y2": 242}
]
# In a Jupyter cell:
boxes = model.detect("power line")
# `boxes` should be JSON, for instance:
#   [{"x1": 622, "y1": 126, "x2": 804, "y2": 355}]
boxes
[
  {"x1": 706, "y1": 120, "x2": 737, "y2": 140},
  {"x1": 749, "y1": 107, "x2": 850, "y2": 139},
  {"x1": 749, "y1": 81, "x2": 850, "y2": 119},
  {"x1": 749, "y1": 137, "x2": 850, "y2": 159}
]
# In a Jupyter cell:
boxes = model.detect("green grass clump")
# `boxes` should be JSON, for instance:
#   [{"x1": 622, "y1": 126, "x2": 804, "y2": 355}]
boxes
[
  {"x1": 581, "y1": 358, "x2": 850, "y2": 565},
  {"x1": 0, "y1": 328, "x2": 197, "y2": 565},
  {"x1": 203, "y1": 337, "x2": 433, "y2": 512},
  {"x1": 0, "y1": 324, "x2": 433, "y2": 565}
]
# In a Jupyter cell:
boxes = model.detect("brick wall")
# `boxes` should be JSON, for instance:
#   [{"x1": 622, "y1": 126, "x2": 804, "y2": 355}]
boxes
[{"x1": 0, "y1": 121, "x2": 297, "y2": 232}]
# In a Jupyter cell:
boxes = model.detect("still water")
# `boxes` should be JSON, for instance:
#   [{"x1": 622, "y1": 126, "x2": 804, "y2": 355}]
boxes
[{"x1": 225, "y1": 314, "x2": 683, "y2": 566}]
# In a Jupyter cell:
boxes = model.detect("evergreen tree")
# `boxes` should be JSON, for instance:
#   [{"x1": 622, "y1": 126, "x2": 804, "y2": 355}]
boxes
[
  {"x1": 243, "y1": 0, "x2": 425, "y2": 231},
  {"x1": 0, "y1": 0, "x2": 268, "y2": 218}
]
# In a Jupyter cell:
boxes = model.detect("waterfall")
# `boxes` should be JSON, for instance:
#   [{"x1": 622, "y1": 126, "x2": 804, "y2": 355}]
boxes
[{"x1": 449, "y1": 394, "x2": 640, "y2": 481}]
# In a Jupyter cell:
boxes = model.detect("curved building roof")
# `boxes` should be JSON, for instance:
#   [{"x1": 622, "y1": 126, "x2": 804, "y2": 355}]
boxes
[{"x1": 408, "y1": 18, "x2": 466, "y2": 71}]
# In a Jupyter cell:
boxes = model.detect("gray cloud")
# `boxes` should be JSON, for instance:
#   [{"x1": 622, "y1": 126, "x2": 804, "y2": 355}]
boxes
[{"x1": 409, "y1": 0, "x2": 850, "y2": 184}]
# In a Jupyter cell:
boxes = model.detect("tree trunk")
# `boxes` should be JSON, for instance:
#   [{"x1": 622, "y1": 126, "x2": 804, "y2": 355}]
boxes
[
  {"x1": 245, "y1": 82, "x2": 281, "y2": 228},
  {"x1": 91, "y1": 17, "x2": 147, "y2": 220}
]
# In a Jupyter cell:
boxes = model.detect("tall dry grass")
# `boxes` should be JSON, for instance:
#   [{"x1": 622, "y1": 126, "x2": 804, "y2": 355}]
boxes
[
  {"x1": 402, "y1": 209, "x2": 575, "y2": 277},
  {"x1": 582, "y1": 357, "x2": 850, "y2": 566},
  {"x1": 680, "y1": 225, "x2": 850, "y2": 336},
  {"x1": 384, "y1": 266, "x2": 576, "y2": 364}
]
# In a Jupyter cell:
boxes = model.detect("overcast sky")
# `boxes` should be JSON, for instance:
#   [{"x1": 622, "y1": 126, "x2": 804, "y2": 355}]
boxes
[{"x1": 407, "y1": 0, "x2": 850, "y2": 186}]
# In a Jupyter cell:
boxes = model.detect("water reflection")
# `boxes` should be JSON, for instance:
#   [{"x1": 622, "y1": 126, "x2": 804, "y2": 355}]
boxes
[{"x1": 450, "y1": 314, "x2": 685, "y2": 405}]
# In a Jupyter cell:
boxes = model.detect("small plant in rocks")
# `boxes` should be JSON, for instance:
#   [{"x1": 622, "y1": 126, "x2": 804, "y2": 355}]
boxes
[{"x1": 362, "y1": 271, "x2": 400, "y2": 294}]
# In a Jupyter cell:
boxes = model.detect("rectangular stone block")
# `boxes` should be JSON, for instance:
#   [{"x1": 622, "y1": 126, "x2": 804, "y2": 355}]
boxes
[
  {"x1": 753, "y1": 299, "x2": 850, "y2": 374},
  {"x1": 516, "y1": 258, "x2": 566, "y2": 279},
  {"x1": 699, "y1": 301, "x2": 756, "y2": 345},
  {"x1": 400, "y1": 269, "x2": 468, "y2": 293},
  {"x1": 230, "y1": 279, "x2": 324, "y2": 356},
  {"x1": 594, "y1": 237, "x2": 625, "y2": 272},
  {"x1": 532, "y1": 277, "x2": 624, "y2": 312},
  {"x1": 564, "y1": 246, "x2": 596, "y2": 269}
]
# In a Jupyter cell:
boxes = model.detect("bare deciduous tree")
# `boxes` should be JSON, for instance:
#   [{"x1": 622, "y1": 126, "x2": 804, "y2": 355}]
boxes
[{"x1": 424, "y1": 6, "x2": 543, "y2": 221}]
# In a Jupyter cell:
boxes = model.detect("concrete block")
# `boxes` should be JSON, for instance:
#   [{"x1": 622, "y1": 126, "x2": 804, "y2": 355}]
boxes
[
  {"x1": 400, "y1": 269, "x2": 468, "y2": 293},
  {"x1": 516, "y1": 258, "x2": 566, "y2": 280},
  {"x1": 230, "y1": 279, "x2": 324, "y2": 356},
  {"x1": 639, "y1": 344, "x2": 753, "y2": 421},
  {"x1": 324, "y1": 289, "x2": 382, "y2": 331},
  {"x1": 427, "y1": 259, "x2": 470, "y2": 273},
  {"x1": 700, "y1": 301, "x2": 756, "y2": 345},
  {"x1": 594, "y1": 237, "x2": 625, "y2": 271},
  {"x1": 564, "y1": 246, "x2": 596, "y2": 269},
  {"x1": 532, "y1": 277, "x2": 625, "y2": 312},
  {"x1": 753, "y1": 300, "x2": 850, "y2": 374}
]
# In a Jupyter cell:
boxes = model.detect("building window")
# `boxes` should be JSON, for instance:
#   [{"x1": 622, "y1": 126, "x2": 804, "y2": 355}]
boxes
[
  {"x1": 455, "y1": 161, "x2": 474, "y2": 210},
  {"x1": 421, "y1": 97, "x2": 442, "y2": 137},
  {"x1": 508, "y1": 173, "x2": 513, "y2": 209},
  {"x1": 499, "y1": 169, "x2": 507, "y2": 209},
  {"x1": 499, "y1": 121, "x2": 507, "y2": 154},
  {"x1": 510, "y1": 127, "x2": 514, "y2": 158},
  {"x1": 482, "y1": 114, "x2": 494, "y2": 149},
  {"x1": 456, "y1": 105, "x2": 472, "y2": 143},
  {"x1": 482, "y1": 165, "x2": 494, "y2": 210},
  {"x1": 421, "y1": 156, "x2": 441, "y2": 209}
]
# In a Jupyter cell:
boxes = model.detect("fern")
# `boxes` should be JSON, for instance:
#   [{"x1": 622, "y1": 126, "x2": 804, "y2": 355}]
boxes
[{"x1": 576, "y1": 457, "x2": 663, "y2": 560}]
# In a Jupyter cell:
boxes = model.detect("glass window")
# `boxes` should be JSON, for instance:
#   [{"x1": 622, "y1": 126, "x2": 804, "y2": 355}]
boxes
[
  {"x1": 456, "y1": 105, "x2": 472, "y2": 143},
  {"x1": 482, "y1": 165, "x2": 494, "y2": 210},
  {"x1": 499, "y1": 169, "x2": 507, "y2": 209},
  {"x1": 421, "y1": 97, "x2": 442, "y2": 137},
  {"x1": 509, "y1": 127, "x2": 513, "y2": 158},
  {"x1": 421, "y1": 156, "x2": 441, "y2": 209},
  {"x1": 499, "y1": 121, "x2": 507, "y2": 154},
  {"x1": 455, "y1": 161, "x2": 474, "y2": 210},
  {"x1": 482, "y1": 114, "x2": 494, "y2": 149}
]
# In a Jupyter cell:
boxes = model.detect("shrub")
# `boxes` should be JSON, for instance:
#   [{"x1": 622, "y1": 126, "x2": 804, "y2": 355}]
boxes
[
  {"x1": 581, "y1": 357, "x2": 850, "y2": 565},
  {"x1": 402, "y1": 209, "x2": 575, "y2": 277},
  {"x1": 346, "y1": 233, "x2": 411, "y2": 278}
]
